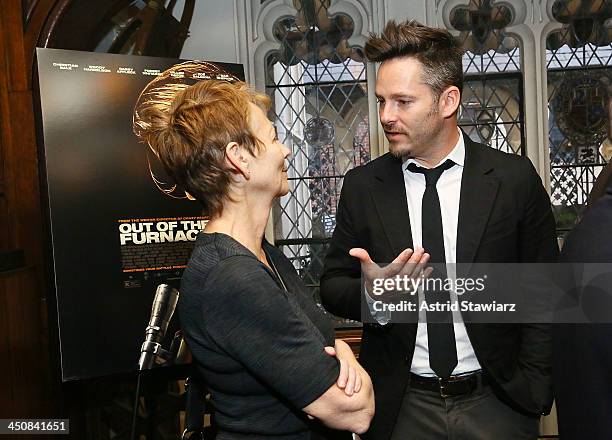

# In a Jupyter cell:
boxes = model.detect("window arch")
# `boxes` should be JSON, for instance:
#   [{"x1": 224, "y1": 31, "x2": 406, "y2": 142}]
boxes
[
  {"x1": 446, "y1": 0, "x2": 526, "y2": 156},
  {"x1": 546, "y1": 0, "x2": 612, "y2": 235},
  {"x1": 258, "y1": 0, "x2": 372, "y2": 307}
]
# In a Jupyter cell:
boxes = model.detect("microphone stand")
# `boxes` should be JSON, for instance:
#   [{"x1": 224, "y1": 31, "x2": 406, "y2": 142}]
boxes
[
  {"x1": 130, "y1": 344, "x2": 181, "y2": 440},
  {"x1": 130, "y1": 372, "x2": 143, "y2": 440},
  {"x1": 130, "y1": 284, "x2": 180, "y2": 440},
  {"x1": 129, "y1": 345, "x2": 176, "y2": 440}
]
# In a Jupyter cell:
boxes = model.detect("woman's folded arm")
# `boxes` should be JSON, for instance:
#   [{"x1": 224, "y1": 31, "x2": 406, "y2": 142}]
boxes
[{"x1": 303, "y1": 340, "x2": 374, "y2": 434}]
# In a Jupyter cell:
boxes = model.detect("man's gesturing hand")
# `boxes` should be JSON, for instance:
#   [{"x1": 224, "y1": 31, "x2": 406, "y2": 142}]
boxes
[{"x1": 349, "y1": 247, "x2": 431, "y2": 298}]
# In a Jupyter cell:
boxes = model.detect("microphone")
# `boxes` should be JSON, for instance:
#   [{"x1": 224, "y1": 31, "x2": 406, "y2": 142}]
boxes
[{"x1": 138, "y1": 284, "x2": 180, "y2": 371}]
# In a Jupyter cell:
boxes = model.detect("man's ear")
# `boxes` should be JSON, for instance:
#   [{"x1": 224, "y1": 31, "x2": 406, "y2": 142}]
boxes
[
  {"x1": 439, "y1": 86, "x2": 461, "y2": 119},
  {"x1": 225, "y1": 141, "x2": 250, "y2": 179}
]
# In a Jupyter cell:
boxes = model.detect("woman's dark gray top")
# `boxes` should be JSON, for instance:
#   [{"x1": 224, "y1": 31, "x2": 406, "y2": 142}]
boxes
[{"x1": 179, "y1": 232, "x2": 340, "y2": 439}]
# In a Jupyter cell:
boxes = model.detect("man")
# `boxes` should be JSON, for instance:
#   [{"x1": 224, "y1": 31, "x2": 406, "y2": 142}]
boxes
[
  {"x1": 554, "y1": 178, "x2": 612, "y2": 439},
  {"x1": 320, "y1": 20, "x2": 558, "y2": 439}
]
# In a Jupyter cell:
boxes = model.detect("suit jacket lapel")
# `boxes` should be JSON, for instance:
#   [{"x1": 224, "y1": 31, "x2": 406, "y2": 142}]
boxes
[
  {"x1": 370, "y1": 155, "x2": 413, "y2": 259},
  {"x1": 457, "y1": 138, "x2": 500, "y2": 266}
]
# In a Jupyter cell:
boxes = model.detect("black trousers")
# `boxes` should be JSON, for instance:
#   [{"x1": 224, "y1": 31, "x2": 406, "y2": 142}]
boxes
[{"x1": 390, "y1": 380, "x2": 540, "y2": 440}]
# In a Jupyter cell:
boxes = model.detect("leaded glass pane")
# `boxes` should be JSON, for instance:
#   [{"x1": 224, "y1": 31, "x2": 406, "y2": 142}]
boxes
[
  {"x1": 548, "y1": 69, "x2": 611, "y2": 232},
  {"x1": 547, "y1": 42, "x2": 612, "y2": 69},
  {"x1": 450, "y1": 0, "x2": 521, "y2": 74},
  {"x1": 266, "y1": 0, "x2": 369, "y2": 315},
  {"x1": 449, "y1": 1, "x2": 525, "y2": 155},
  {"x1": 459, "y1": 76, "x2": 524, "y2": 154},
  {"x1": 266, "y1": 55, "x2": 366, "y2": 87},
  {"x1": 547, "y1": 0, "x2": 612, "y2": 235}
]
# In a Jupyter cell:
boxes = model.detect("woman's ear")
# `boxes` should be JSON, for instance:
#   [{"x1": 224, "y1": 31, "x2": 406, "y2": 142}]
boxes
[{"x1": 225, "y1": 141, "x2": 250, "y2": 179}]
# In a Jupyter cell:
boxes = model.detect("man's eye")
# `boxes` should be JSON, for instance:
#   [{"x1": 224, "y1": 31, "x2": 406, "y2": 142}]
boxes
[{"x1": 398, "y1": 100, "x2": 411, "y2": 105}]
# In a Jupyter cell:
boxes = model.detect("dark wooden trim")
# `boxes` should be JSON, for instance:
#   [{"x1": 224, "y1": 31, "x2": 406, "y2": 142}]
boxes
[
  {"x1": 38, "y1": 0, "x2": 72, "y2": 49},
  {"x1": 0, "y1": 249, "x2": 25, "y2": 272},
  {"x1": 0, "y1": 0, "x2": 54, "y2": 419},
  {"x1": 24, "y1": 0, "x2": 57, "y2": 85},
  {"x1": 0, "y1": 266, "x2": 51, "y2": 417},
  {"x1": 335, "y1": 328, "x2": 363, "y2": 358},
  {"x1": 23, "y1": 0, "x2": 39, "y2": 26},
  {"x1": 3, "y1": 4, "x2": 29, "y2": 91}
]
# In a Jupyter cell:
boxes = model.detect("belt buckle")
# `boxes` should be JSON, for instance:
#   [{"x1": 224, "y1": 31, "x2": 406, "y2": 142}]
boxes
[{"x1": 438, "y1": 377, "x2": 451, "y2": 398}]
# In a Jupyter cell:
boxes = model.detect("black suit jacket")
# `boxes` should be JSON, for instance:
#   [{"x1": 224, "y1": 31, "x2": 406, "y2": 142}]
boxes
[
  {"x1": 553, "y1": 182, "x2": 612, "y2": 439},
  {"x1": 320, "y1": 136, "x2": 559, "y2": 440}
]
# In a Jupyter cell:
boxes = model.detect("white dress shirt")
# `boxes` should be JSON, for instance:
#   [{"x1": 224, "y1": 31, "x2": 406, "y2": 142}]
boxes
[
  {"x1": 365, "y1": 130, "x2": 482, "y2": 377},
  {"x1": 405, "y1": 130, "x2": 481, "y2": 376}
]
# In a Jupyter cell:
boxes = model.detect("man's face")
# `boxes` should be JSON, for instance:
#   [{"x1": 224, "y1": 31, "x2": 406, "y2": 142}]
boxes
[{"x1": 375, "y1": 56, "x2": 445, "y2": 159}]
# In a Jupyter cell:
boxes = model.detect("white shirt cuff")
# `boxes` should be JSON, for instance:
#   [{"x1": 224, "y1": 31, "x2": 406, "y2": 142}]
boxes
[{"x1": 364, "y1": 284, "x2": 391, "y2": 325}]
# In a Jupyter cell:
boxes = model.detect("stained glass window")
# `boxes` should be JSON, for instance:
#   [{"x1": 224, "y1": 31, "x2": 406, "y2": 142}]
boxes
[
  {"x1": 265, "y1": 0, "x2": 370, "y2": 312},
  {"x1": 546, "y1": 0, "x2": 612, "y2": 235},
  {"x1": 450, "y1": 0, "x2": 524, "y2": 154}
]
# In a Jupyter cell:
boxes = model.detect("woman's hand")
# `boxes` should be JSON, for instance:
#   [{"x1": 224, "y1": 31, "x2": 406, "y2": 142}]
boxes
[
  {"x1": 305, "y1": 342, "x2": 374, "y2": 432},
  {"x1": 324, "y1": 339, "x2": 364, "y2": 396}
]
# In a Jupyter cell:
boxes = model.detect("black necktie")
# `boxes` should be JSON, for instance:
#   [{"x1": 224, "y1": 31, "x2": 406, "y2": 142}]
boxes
[{"x1": 407, "y1": 159, "x2": 458, "y2": 379}]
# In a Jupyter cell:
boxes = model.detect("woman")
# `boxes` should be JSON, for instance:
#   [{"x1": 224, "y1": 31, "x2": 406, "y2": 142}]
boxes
[{"x1": 134, "y1": 75, "x2": 374, "y2": 439}]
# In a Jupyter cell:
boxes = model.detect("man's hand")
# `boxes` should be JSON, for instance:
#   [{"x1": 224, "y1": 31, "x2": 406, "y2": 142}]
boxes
[
  {"x1": 349, "y1": 247, "x2": 431, "y2": 299},
  {"x1": 324, "y1": 339, "x2": 365, "y2": 396}
]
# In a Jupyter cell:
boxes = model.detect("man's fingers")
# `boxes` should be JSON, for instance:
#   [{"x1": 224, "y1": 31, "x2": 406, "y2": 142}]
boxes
[
  {"x1": 398, "y1": 248, "x2": 430, "y2": 278},
  {"x1": 391, "y1": 248, "x2": 414, "y2": 265},
  {"x1": 351, "y1": 248, "x2": 381, "y2": 292},
  {"x1": 381, "y1": 248, "x2": 414, "y2": 278},
  {"x1": 422, "y1": 266, "x2": 434, "y2": 279},
  {"x1": 410, "y1": 252, "x2": 431, "y2": 279},
  {"x1": 349, "y1": 248, "x2": 373, "y2": 265}
]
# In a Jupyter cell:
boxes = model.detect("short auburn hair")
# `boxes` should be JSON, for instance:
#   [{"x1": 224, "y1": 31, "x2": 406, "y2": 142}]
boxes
[
  {"x1": 365, "y1": 20, "x2": 464, "y2": 99},
  {"x1": 134, "y1": 79, "x2": 270, "y2": 217}
]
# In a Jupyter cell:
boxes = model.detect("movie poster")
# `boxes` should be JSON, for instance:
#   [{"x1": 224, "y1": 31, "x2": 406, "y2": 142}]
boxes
[{"x1": 36, "y1": 48, "x2": 244, "y2": 380}]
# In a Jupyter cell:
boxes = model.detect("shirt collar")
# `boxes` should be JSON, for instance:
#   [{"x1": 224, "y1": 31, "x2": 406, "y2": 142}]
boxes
[{"x1": 403, "y1": 128, "x2": 466, "y2": 171}]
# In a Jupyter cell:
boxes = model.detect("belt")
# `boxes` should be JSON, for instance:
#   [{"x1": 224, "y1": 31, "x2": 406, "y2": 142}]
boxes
[{"x1": 409, "y1": 371, "x2": 487, "y2": 398}]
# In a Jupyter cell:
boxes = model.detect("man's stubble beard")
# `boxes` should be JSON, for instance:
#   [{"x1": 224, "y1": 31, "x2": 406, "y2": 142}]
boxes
[{"x1": 387, "y1": 104, "x2": 442, "y2": 160}]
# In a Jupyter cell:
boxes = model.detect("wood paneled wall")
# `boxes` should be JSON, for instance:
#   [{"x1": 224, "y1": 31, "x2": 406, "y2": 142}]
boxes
[{"x1": 0, "y1": 0, "x2": 58, "y2": 418}]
